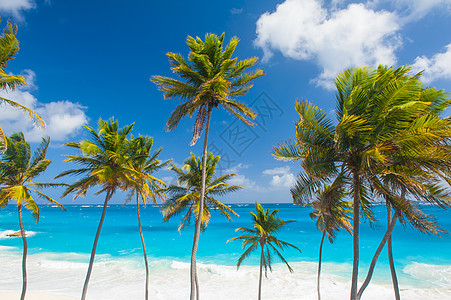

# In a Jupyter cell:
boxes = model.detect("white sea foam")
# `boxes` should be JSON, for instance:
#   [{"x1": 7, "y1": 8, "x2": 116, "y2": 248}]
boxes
[
  {"x1": 403, "y1": 262, "x2": 451, "y2": 288},
  {"x1": 0, "y1": 230, "x2": 37, "y2": 239},
  {"x1": 0, "y1": 251, "x2": 449, "y2": 299}
]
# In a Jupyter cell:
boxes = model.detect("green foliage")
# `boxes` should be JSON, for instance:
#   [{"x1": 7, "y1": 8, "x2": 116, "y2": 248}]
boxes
[
  {"x1": 308, "y1": 175, "x2": 353, "y2": 243},
  {"x1": 273, "y1": 65, "x2": 451, "y2": 233},
  {"x1": 152, "y1": 32, "x2": 264, "y2": 145},
  {"x1": 0, "y1": 20, "x2": 44, "y2": 152},
  {"x1": 0, "y1": 132, "x2": 65, "y2": 222},
  {"x1": 57, "y1": 118, "x2": 135, "y2": 199},
  {"x1": 123, "y1": 135, "x2": 171, "y2": 206},
  {"x1": 228, "y1": 202, "x2": 301, "y2": 276},
  {"x1": 161, "y1": 152, "x2": 241, "y2": 231}
]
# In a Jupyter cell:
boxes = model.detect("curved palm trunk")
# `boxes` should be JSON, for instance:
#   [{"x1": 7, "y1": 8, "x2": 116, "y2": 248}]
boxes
[
  {"x1": 190, "y1": 106, "x2": 212, "y2": 300},
  {"x1": 356, "y1": 212, "x2": 397, "y2": 298},
  {"x1": 81, "y1": 190, "x2": 112, "y2": 300},
  {"x1": 317, "y1": 231, "x2": 326, "y2": 300},
  {"x1": 18, "y1": 205, "x2": 27, "y2": 300},
  {"x1": 136, "y1": 195, "x2": 150, "y2": 300},
  {"x1": 258, "y1": 244, "x2": 264, "y2": 300},
  {"x1": 387, "y1": 202, "x2": 400, "y2": 300},
  {"x1": 350, "y1": 170, "x2": 360, "y2": 300}
]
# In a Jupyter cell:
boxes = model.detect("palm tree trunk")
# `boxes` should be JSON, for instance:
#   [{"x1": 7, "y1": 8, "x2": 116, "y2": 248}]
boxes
[
  {"x1": 350, "y1": 170, "x2": 360, "y2": 300},
  {"x1": 317, "y1": 231, "x2": 326, "y2": 300},
  {"x1": 387, "y1": 202, "x2": 400, "y2": 300},
  {"x1": 258, "y1": 245, "x2": 264, "y2": 300},
  {"x1": 18, "y1": 205, "x2": 27, "y2": 300},
  {"x1": 190, "y1": 106, "x2": 213, "y2": 300},
  {"x1": 136, "y1": 195, "x2": 150, "y2": 300},
  {"x1": 356, "y1": 212, "x2": 397, "y2": 298},
  {"x1": 81, "y1": 190, "x2": 112, "y2": 300}
]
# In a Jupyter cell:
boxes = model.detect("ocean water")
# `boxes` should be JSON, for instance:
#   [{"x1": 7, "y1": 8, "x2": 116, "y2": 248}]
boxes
[{"x1": 0, "y1": 204, "x2": 450, "y2": 299}]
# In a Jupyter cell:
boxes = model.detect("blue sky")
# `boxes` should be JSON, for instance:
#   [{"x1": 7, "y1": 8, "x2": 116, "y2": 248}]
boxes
[{"x1": 1, "y1": 0, "x2": 451, "y2": 204}]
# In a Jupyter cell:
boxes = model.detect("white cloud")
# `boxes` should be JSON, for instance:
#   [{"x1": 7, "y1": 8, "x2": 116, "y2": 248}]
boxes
[
  {"x1": 269, "y1": 173, "x2": 296, "y2": 188},
  {"x1": 220, "y1": 165, "x2": 298, "y2": 193},
  {"x1": 0, "y1": 0, "x2": 36, "y2": 20},
  {"x1": 263, "y1": 166, "x2": 296, "y2": 189},
  {"x1": 255, "y1": 0, "x2": 401, "y2": 89},
  {"x1": 411, "y1": 43, "x2": 451, "y2": 84},
  {"x1": 262, "y1": 166, "x2": 291, "y2": 175},
  {"x1": 227, "y1": 173, "x2": 265, "y2": 192},
  {"x1": 0, "y1": 69, "x2": 88, "y2": 142}
]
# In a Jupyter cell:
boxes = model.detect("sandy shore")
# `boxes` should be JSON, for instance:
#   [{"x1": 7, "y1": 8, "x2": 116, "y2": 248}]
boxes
[{"x1": 0, "y1": 291, "x2": 77, "y2": 300}]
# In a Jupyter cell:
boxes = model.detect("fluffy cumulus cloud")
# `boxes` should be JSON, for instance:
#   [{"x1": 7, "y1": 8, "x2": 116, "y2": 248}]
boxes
[
  {"x1": 226, "y1": 163, "x2": 264, "y2": 192},
  {"x1": 255, "y1": 0, "x2": 401, "y2": 89},
  {"x1": 263, "y1": 166, "x2": 296, "y2": 189},
  {"x1": 227, "y1": 173, "x2": 265, "y2": 192},
  {"x1": 411, "y1": 43, "x2": 451, "y2": 84},
  {"x1": 0, "y1": 0, "x2": 36, "y2": 19},
  {"x1": 0, "y1": 69, "x2": 88, "y2": 142}
]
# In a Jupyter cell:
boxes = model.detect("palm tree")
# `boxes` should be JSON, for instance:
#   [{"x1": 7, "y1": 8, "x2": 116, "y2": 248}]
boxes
[
  {"x1": 162, "y1": 152, "x2": 240, "y2": 231},
  {"x1": 357, "y1": 97, "x2": 451, "y2": 298},
  {"x1": 0, "y1": 20, "x2": 44, "y2": 151},
  {"x1": 273, "y1": 65, "x2": 451, "y2": 299},
  {"x1": 55, "y1": 118, "x2": 134, "y2": 300},
  {"x1": 228, "y1": 202, "x2": 301, "y2": 300},
  {"x1": 0, "y1": 132, "x2": 65, "y2": 300},
  {"x1": 307, "y1": 176, "x2": 352, "y2": 300},
  {"x1": 152, "y1": 32, "x2": 263, "y2": 300},
  {"x1": 124, "y1": 135, "x2": 170, "y2": 300}
]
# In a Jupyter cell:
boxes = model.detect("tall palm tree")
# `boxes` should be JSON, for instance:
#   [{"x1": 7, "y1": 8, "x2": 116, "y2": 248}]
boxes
[
  {"x1": 0, "y1": 132, "x2": 65, "y2": 300},
  {"x1": 55, "y1": 118, "x2": 134, "y2": 300},
  {"x1": 162, "y1": 152, "x2": 241, "y2": 231},
  {"x1": 273, "y1": 65, "x2": 451, "y2": 299},
  {"x1": 124, "y1": 135, "x2": 170, "y2": 300},
  {"x1": 307, "y1": 175, "x2": 352, "y2": 300},
  {"x1": 0, "y1": 20, "x2": 44, "y2": 151},
  {"x1": 357, "y1": 94, "x2": 451, "y2": 298},
  {"x1": 228, "y1": 202, "x2": 301, "y2": 300},
  {"x1": 152, "y1": 32, "x2": 263, "y2": 300}
]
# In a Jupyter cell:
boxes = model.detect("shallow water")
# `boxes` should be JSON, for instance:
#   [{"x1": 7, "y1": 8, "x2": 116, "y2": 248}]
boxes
[{"x1": 0, "y1": 204, "x2": 450, "y2": 299}]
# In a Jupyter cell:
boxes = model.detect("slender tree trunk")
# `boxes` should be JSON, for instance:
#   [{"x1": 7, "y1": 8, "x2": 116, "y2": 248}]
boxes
[
  {"x1": 137, "y1": 195, "x2": 150, "y2": 300},
  {"x1": 190, "y1": 106, "x2": 213, "y2": 300},
  {"x1": 387, "y1": 202, "x2": 400, "y2": 300},
  {"x1": 258, "y1": 245, "x2": 264, "y2": 300},
  {"x1": 317, "y1": 231, "x2": 326, "y2": 300},
  {"x1": 18, "y1": 205, "x2": 27, "y2": 300},
  {"x1": 81, "y1": 190, "x2": 112, "y2": 300},
  {"x1": 350, "y1": 170, "x2": 360, "y2": 300},
  {"x1": 195, "y1": 266, "x2": 199, "y2": 300},
  {"x1": 356, "y1": 213, "x2": 398, "y2": 298}
]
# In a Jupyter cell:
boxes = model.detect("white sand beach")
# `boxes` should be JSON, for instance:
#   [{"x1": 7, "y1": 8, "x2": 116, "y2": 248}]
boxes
[{"x1": 0, "y1": 291, "x2": 77, "y2": 300}]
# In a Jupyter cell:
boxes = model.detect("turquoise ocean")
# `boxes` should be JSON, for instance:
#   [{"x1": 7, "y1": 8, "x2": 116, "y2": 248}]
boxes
[{"x1": 0, "y1": 204, "x2": 450, "y2": 299}]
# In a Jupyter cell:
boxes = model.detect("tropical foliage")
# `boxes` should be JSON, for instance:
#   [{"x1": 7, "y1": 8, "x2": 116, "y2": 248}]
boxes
[
  {"x1": 2, "y1": 21, "x2": 450, "y2": 299},
  {"x1": 0, "y1": 132, "x2": 65, "y2": 300},
  {"x1": 228, "y1": 202, "x2": 301, "y2": 300},
  {"x1": 0, "y1": 20, "x2": 44, "y2": 151},
  {"x1": 273, "y1": 65, "x2": 451, "y2": 299},
  {"x1": 152, "y1": 32, "x2": 263, "y2": 300},
  {"x1": 162, "y1": 152, "x2": 241, "y2": 231},
  {"x1": 56, "y1": 118, "x2": 137, "y2": 300},
  {"x1": 124, "y1": 135, "x2": 170, "y2": 300},
  {"x1": 307, "y1": 175, "x2": 352, "y2": 300}
]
